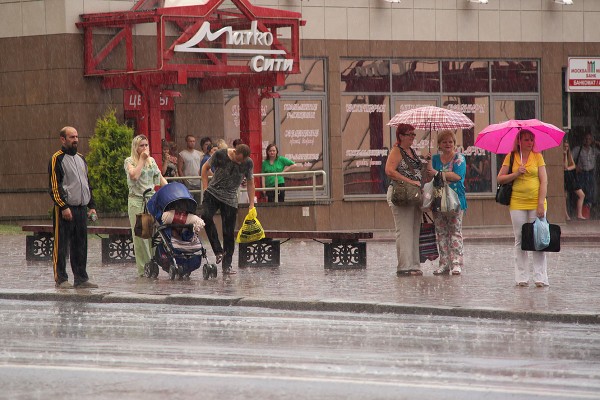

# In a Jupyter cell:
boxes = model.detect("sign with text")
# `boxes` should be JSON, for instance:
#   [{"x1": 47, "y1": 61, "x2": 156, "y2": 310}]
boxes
[
  {"x1": 123, "y1": 90, "x2": 175, "y2": 111},
  {"x1": 175, "y1": 21, "x2": 294, "y2": 73},
  {"x1": 567, "y1": 57, "x2": 600, "y2": 92}
]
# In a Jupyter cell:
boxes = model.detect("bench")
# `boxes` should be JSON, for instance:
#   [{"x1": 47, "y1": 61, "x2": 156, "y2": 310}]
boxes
[
  {"x1": 238, "y1": 231, "x2": 373, "y2": 269},
  {"x1": 22, "y1": 225, "x2": 134, "y2": 264}
]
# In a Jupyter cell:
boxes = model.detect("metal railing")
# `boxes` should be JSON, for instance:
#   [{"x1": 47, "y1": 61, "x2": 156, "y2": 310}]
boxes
[{"x1": 166, "y1": 170, "x2": 327, "y2": 203}]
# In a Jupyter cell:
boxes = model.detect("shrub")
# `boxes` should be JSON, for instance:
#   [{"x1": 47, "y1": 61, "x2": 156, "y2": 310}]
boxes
[{"x1": 87, "y1": 109, "x2": 133, "y2": 213}]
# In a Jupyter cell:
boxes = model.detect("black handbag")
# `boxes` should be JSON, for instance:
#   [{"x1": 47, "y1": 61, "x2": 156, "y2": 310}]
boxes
[
  {"x1": 521, "y1": 221, "x2": 561, "y2": 252},
  {"x1": 496, "y1": 152, "x2": 515, "y2": 206}
]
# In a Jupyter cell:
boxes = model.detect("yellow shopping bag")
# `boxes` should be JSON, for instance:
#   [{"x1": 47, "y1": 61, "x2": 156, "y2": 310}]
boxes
[{"x1": 236, "y1": 207, "x2": 265, "y2": 243}]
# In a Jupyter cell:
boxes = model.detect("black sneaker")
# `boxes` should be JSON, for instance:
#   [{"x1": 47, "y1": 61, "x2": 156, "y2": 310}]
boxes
[{"x1": 222, "y1": 266, "x2": 237, "y2": 275}]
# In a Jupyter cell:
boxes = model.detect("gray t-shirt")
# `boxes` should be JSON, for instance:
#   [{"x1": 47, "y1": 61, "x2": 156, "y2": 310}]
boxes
[
  {"x1": 179, "y1": 149, "x2": 203, "y2": 188},
  {"x1": 206, "y1": 149, "x2": 254, "y2": 208}
]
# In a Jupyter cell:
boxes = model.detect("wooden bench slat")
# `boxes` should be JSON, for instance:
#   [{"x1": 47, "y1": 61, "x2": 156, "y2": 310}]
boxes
[
  {"x1": 22, "y1": 225, "x2": 131, "y2": 235},
  {"x1": 247, "y1": 231, "x2": 373, "y2": 240}
]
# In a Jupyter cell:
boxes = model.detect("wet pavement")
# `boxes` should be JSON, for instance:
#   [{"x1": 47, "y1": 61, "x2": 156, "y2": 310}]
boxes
[
  {"x1": 1, "y1": 220, "x2": 600, "y2": 323},
  {"x1": 2, "y1": 300, "x2": 599, "y2": 400}
]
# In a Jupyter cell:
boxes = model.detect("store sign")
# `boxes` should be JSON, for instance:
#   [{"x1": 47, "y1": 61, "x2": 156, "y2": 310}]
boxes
[
  {"x1": 567, "y1": 57, "x2": 600, "y2": 92},
  {"x1": 123, "y1": 90, "x2": 174, "y2": 111},
  {"x1": 174, "y1": 21, "x2": 293, "y2": 73}
]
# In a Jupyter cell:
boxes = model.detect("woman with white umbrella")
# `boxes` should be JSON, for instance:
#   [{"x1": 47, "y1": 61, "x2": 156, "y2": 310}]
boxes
[
  {"x1": 385, "y1": 124, "x2": 424, "y2": 277},
  {"x1": 497, "y1": 129, "x2": 549, "y2": 287}
]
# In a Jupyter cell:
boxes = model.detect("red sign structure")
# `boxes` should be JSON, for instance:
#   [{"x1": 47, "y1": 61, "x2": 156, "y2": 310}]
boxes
[
  {"x1": 124, "y1": 90, "x2": 175, "y2": 111},
  {"x1": 76, "y1": 0, "x2": 304, "y2": 172}
]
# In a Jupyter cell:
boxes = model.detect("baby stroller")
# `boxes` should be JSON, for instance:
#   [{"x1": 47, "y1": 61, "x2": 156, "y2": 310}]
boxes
[{"x1": 144, "y1": 182, "x2": 218, "y2": 280}]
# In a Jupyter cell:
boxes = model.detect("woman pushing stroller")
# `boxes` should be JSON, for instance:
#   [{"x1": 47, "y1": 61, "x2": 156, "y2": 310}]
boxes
[{"x1": 125, "y1": 135, "x2": 168, "y2": 277}]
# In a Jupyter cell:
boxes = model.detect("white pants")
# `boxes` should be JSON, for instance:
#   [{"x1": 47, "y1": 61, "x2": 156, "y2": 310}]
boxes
[{"x1": 509, "y1": 209, "x2": 549, "y2": 285}]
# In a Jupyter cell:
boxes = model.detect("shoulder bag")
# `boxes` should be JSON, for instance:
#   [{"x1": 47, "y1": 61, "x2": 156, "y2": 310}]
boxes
[
  {"x1": 134, "y1": 189, "x2": 154, "y2": 239},
  {"x1": 440, "y1": 172, "x2": 461, "y2": 213},
  {"x1": 431, "y1": 154, "x2": 461, "y2": 214},
  {"x1": 495, "y1": 152, "x2": 514, "y2": 206},
  {"x1": 391, "y1": 147, "x2": 422, "y2": 207}
]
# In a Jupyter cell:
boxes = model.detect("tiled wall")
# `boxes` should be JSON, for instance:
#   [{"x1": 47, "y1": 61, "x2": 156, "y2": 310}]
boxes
[{"x1": 2, "y1": 0, "x2": 600, "y2": 42}]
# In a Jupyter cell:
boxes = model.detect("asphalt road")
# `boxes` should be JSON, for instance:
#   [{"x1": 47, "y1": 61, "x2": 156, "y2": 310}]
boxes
[{"x1": 1, "y1": 300, "x2": 599, "y2": 400}]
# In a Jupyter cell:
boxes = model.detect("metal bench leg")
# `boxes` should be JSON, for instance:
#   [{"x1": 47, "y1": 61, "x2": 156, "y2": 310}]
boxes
[
  {"x1": 26, "y1": 233, "x2": 53, "y2": 261},
  {"x1": 102, "y1": 235, "x2": 135, "y2": 264},
  {"x1": 324, "y1": 240, "x2": 366, "y2": 269},
  {"x1": 238, "y1": 239, "x2": 280, "y2": 267}
]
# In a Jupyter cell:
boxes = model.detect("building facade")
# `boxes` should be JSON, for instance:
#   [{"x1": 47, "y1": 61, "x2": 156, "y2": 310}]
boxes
[{"x1": 2, "y1": 0, "x2": 600, "y2": 228}]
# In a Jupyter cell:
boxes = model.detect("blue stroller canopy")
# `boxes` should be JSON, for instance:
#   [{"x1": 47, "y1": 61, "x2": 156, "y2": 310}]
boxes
[{"x1": 147, "y1": 182, "x2": 197, "y2": 221}]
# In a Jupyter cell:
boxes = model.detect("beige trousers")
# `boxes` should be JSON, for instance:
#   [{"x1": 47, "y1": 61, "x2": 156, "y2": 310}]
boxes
[{"x1": 387, "y1": 186, "x2": 422, "y2": 272}]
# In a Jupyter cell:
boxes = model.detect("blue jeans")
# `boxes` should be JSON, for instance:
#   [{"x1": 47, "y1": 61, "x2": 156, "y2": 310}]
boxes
[{"x1": 201, "y1": 192, "x2": 238, "y2": 268}]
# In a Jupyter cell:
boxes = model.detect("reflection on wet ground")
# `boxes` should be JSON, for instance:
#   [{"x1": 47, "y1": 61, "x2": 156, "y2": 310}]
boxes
[{"x1": 1, "y1": 234, "x2": 599, "y2": 314}]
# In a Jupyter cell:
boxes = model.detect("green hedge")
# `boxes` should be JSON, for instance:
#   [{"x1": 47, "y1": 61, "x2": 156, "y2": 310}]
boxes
[{"x1": 87, "y1": 109, "x2": 133, "y2": 213}]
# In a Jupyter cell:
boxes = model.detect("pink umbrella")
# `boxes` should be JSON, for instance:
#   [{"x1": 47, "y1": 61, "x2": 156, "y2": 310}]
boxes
[
  {"x1": 387, "y1": 106, "x2": 474, "y2": 130},
  {"x1": 475, "y1": 119, "x2": 566, "y2": 154}
]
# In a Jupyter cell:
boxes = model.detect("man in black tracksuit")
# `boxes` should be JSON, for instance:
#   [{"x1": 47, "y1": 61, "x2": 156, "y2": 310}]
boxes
[{"x1": 48, "y1": 126, "x2": 98, "y2": 289}]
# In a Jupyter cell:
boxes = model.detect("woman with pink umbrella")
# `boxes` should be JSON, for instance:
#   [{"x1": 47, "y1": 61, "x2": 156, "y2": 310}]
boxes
[{"x1": 496, "y1": 130, "x2": 549, "y2": 287}]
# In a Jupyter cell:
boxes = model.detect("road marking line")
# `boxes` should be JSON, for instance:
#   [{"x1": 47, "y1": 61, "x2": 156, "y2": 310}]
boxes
[{"x1": 1, "y1": 364, "x2": 599, "y2": 399}]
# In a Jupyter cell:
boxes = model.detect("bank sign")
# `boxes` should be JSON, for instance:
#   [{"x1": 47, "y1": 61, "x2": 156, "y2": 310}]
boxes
[
  {"x1": 567, "y1": 57, "x2": 600, "y2": 92},
  {"x1": 174, "y1": 21, "x2": 293, "y2": 73}
]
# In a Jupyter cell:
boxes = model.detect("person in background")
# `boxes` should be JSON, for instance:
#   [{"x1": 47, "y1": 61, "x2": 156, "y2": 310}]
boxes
[
  {"x1": 125, "y1": 135, "x2": 168, "y2": 277},
  {"x1": 563, "y1": 140, "x2": 586, "y2": 220},
  {"x1": 178, "y1": 135, "x2": 203, "y2": 204},
  {"x1": 48, "y1": 126, "x2": 98, "y2": 289},
  {"x1": 201, "y1": 143, "x2": 255, "y2": 274},
  {"x1": 261, "y1": 143, "x2": 295, "y2": 203},
  {"x1": 497, "y1": 129, "x2": 548, "y2": 288},
  {"x1": 572, "y1": 132, "x2": 600, "y2": 212},
  {"x1": 426, "y1": 130, "x2": 467, "y2": 276},
  {"x1": 384, "y1": 124, "x2": 424, "y2": 277},
  {"x1": 199, "y1": 136, "x2": 213, "y2": 157},
  {"x1": 161, "y1": 141, "x2": 178, "y2": 178}
]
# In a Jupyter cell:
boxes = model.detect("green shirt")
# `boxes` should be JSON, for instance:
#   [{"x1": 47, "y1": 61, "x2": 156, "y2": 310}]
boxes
[
  {"x1": 261, "y1": 156, "x2": 295, "y2": 187},
  {"x1": 124, "y1": 156, "x2": 161, "y2": 197}
]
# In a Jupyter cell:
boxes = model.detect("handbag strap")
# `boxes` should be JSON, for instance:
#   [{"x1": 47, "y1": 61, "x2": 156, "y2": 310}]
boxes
[
  {"x1": 422, "y1": 212, "x2": 434, "y2": 224},
  {"x1": 399, "y1": 145, "x2": 417, "y2": 175}
]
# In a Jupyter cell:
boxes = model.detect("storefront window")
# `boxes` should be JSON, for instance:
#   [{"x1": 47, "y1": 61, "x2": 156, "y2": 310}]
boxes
[
  {"x1": 223, "y1": 91, "x2": 275, "y2": 148},
  {"x1": 341, "y1": 95, "x2": 391, "y2": 195},
  {"x1": 277, "y1": 99, "x2": 325, "y2": 196},
  {"x1": 340, "y1": 58, "x2": 539, "y2": 198},
  {"x1": 391, "y1": 60, "x2": 440, "y2": 92},
  {"x1": 492, "y1": 98, "x2": 537, "y2": 177},
  {"x1": 491, "y1": 61, "x2": 538, "y2": 93},
  {"x1": 276, "y1": 58, "x2": 325, "y2": 93},
  {"x1": 340, "y1": 60, "x2": 390, "y2": 93},
  {"x1": 443, "y1": 96, "x2": 490, "y2": 193},
  {"x1": 225, "y1": 58, "x2": 328, "y2": 200},
  {"x1": 442, "y1": 61, "x2": 489, "y2": 93}
]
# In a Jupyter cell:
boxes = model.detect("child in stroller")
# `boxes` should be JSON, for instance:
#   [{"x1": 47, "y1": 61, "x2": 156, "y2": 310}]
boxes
[{"x1": 145, "y1": 182, "x2": 218, "y2": 280}]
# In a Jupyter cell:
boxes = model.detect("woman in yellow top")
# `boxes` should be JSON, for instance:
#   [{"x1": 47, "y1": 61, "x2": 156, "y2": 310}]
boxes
[{"x1": 497, "y1": 129, "x2": 548, "y2": 287}]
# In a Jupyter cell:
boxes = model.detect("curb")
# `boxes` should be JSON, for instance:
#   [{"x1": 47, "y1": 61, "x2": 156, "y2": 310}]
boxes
[{"x1": 1, "y1": 289, "x2": 598, "y2": 325}]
